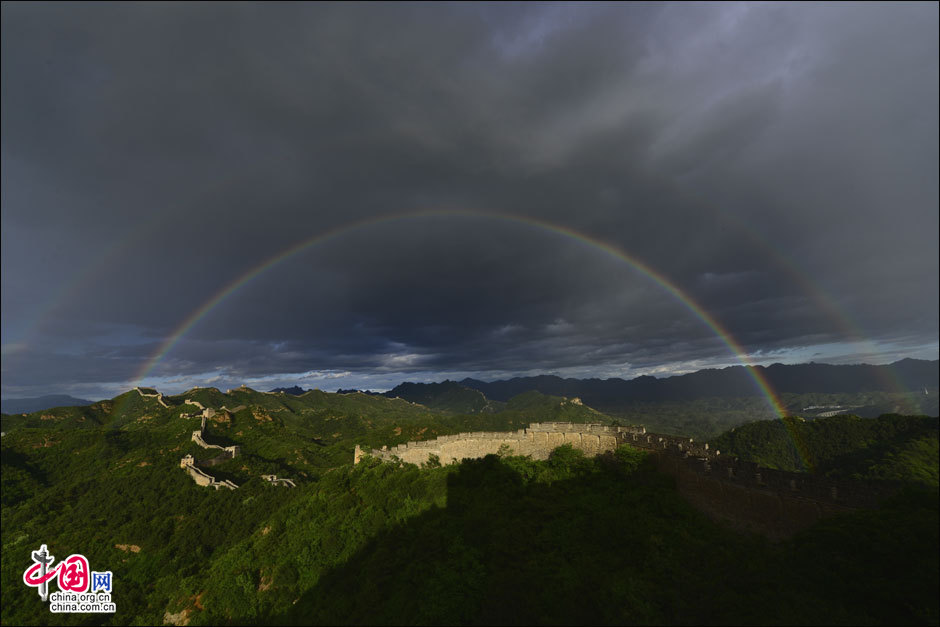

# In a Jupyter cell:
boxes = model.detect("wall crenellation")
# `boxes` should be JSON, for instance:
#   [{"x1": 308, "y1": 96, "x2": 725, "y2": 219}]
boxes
[
  {"x1": 135, "y1": 386, "x2": 169, "y2": 408},
  {"x1": 134, "y1": 385, "x2": 899, "y2": 536},
  {"x1": 179, "y1": 454, "x2": 238, "y2": 490},
  {"x1": 175, "y1": 398, "x2": 241, "y2": 489},
  {"x1": 357, "y1": 422, "x2": 645, "y2": 467},
  {"x1": 168, "y1": 394, "x2": 296, "y2": 489},
  {"x1": 356, "y1": 421, "x2": 903, "y2": 539}
]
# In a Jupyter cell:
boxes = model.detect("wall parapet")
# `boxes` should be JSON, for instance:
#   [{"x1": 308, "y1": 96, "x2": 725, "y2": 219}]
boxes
[
  {"x1": 180, "y1": 457, "x2": 238, "y2": 490},
  {"x1": 356, "y1": 422, "x2": 637, "y2": 467},
  {"x1": 135, "y1": 387, "x2": 169, "y2": 408},
  {"x1": 261, "y1": 474, "x2": 297, "y2": 487},
  {"x1": 356, "y1": 420, "x2": 903, "y2": 538},
  {"x1": 173, "y1": 400, "x2": 259, "y2": 490}
]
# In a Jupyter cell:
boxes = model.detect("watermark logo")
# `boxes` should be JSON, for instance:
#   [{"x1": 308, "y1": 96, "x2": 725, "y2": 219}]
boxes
[{"x1": 22, "y1": 544, "x2": 116, "y2": 614}]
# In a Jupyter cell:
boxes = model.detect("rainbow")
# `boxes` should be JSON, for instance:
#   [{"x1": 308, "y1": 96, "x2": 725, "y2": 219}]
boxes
[
  {"x1": 3, "y1": 179, "x2": 230, "y2": 360},
  {"x1": 669, "y1": 184, "x2": 913, "y2": 398},
  {"x1": 2, "y1": 220, "x2": 155, "y2": 358},
  {"x1": 134, "y1": 209, "x2": 817, "y2": 467}
]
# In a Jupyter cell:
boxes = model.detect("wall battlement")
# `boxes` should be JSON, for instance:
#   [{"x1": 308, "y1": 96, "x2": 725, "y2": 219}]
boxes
[
  {"x1": 135, "y1": 386, "x2": 169, "y2": 408},
  {"x1": 191, "y1": 429, "x2": 240, "y2": 457},
  {"x1": 261, "y1": 474, "x2": 297, "y2": 487},
  {"x1": 179, "y1": 456, "x2": 238, "y2": 490},
  {"x1": 181, "y1": 403, "x2": 240, "y2": 488},
  {"x1": 358, "y1": 422, "x2": 647, "y2": 467},
  {"x1": 357, "y1": 421, "x2": 903, "y2": 539},
  {"x1": 131, "y1": 388, "x2": 280, "y2": 491}
]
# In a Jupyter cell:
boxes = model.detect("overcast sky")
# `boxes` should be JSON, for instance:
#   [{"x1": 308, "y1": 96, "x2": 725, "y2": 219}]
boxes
[{"x1": 2, "y1": 2, "x2": 937, "y2": 400}]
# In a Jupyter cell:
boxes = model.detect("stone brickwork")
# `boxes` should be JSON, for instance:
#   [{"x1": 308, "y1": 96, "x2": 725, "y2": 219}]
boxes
[
  {"x1": 179, "y1": 456, "x2": 238, "y2": 490},
  {"x1": 359, "y1": 421, "x2": 903, "y2": 539},
  {"x1": 191, "y1": 429, "x2": 239, "y2": 458},
  {"x1": 181, "y1": 401, "x2": 240, "y2": 488},
  {"x1": 637, "y1": 437, "x2": 901, "y2": 539},
  {"x1": 135, "y1": 386, "x2": 169, "y2": 408},
  {"x1": 261, "y1": 474, "x2": 297, "y2": 487},
  {"x1": 131, "y1": 389, "x2": 255, "y2": 491},
  {"x1": 358, "y1": 422, "x2": 645, "y2": 466}
]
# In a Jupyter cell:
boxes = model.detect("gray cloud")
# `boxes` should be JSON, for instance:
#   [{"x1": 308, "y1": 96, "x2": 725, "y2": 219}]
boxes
[{"x1": 2, "y1": 2, "x2": 937, "y2": 398}]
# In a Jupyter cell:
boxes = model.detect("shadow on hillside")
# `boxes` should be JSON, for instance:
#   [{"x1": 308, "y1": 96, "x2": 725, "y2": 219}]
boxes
[
  {"x1": 250, "y1": 456, "x2": 752, "y2": 626},
  {"x1": 249, "y1": 452, "x2": 940, "y2": 627},
  {"x1": 0, "y1": 447, "x2": 49, "y2": 506},
  {"x1": 276, "y1": 458, "x2": 670, "y2": 625},
  {"x1": 199, "y1": 428, "x2": 239, "y2": 448}
]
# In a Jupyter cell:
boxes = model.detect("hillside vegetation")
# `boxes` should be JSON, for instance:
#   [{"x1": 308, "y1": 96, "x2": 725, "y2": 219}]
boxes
[
  {"x1": 712, "y1": 414, "x2": 939, "y2": 484},
  {"x1": 1, "y1": 386, "x2": 606, "y2": 478},
  {"x1": 2, "y1": 388, "x2": 938, "y2": 625},
  {"x1": 383, "y1": 381, "x2": 501, "y2": 413}
]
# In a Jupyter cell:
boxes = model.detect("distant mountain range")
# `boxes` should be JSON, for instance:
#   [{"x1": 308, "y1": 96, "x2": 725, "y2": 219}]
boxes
[
  {"x1": 3, "y1": 363, "x2": 935, "y2": 626},
  {"x1": 269, "y1": 386, "x2": 308, "y2": 396},
  {"x1": 275, "y1": 382, "x2": 499, "y2": 414},
  {"x1": 0, "y1": 394, "x2": 95, "y2": 414},
  {"x1": 5, "y1": 359, "x2": 935, "y2": 417},
  {"x1": 457, "y1": 359, "x2": 938, "y2": 404},
  {"x1": 318, "y1": 359, "x2": 938, "y2": 418}
]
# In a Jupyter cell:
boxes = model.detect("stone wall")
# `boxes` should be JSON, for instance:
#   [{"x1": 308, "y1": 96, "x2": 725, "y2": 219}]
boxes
[
  {"x1": 359, "y1": 421, "x2": 903, "y2": 539},
  {"x1": 136, "y1": 391, "x2": 243, "y2": 491},
  {"x1": 191, "y1": 430, "x2": 239, "y2": 458},
  {"x1": 135, "y1": 387, "x2": 169, "y2": 408},
  {"x1": 179, "y1": 457, "x2": 238, "y2": 490},
  {"x1": 261, "y1": 474, "x2": 297, "y2": 487},
  {"x1": 358, "y1": 422, "x2": 647, "y2": 467},
  {"x1": 180, "y1": 426, "x2": 239, "y2": 489},
  {"x1": 630, "y1": 435, "x2": 901, "y2": 539}
]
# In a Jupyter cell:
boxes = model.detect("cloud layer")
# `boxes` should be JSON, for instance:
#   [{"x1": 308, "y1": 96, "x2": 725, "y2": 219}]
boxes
[{"x1": 2, "y1": 3, "x2": 937, "y2": 398}]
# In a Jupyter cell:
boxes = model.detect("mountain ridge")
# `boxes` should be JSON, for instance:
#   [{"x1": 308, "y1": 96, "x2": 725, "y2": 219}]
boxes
[
  {"x1": 457, "y1": 359, "x2": 939, "y2": 404},
  {"x1": 4, "y1": 359, "x2": 935, "y2": 417},
  {"x1": 0, "y1": 394, "x2": 96, "y2": 414}
]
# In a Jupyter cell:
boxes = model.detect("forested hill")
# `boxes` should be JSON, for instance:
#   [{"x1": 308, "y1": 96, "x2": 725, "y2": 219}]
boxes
[
  {"x1": 383, "y1": 380, "x2": 497, "y2": 413},
  {"x1": 0, "y1": 386, "x2": 607, "y2": 475},
  {"x1": 2, "y1": 386, "x2": 938, "y2": 625},
  {"x1": 711, "y1": 413, "x2": 939, "y2": 485},
  {"x1": 460, "y1": 359, "x2": 939, "y2": 404}
]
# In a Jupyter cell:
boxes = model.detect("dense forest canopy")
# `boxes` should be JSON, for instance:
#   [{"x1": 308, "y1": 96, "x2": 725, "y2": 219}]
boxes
[{"x1": 2, "y1": 386, "x2": 938, "y2": 625}]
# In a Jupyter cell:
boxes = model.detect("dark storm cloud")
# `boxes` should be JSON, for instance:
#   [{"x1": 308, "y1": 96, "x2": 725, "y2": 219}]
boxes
[{"x1": 2, "y1": 2, "x2": 937, "y2": 398}]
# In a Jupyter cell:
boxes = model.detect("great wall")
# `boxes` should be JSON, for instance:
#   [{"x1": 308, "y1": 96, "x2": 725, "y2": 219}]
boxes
[
  {"x1": 178, "y1": 453, "x2": 239, "y2": 490},
  {"x1": 176, "y1": 406, "x2": 242, "y2": 489},
  {"x1": 131, "y1": 386, "x2": 904, "y2": 538},
  {"x1": 134, "y1": 387, "x2": 169, "y2": 408},
  {"x1": 355, "y1": 421, "x2": 904, "y2": 539},
  {"x1": 134, "y1": 388, "x2": 295, "y2": 490}
]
